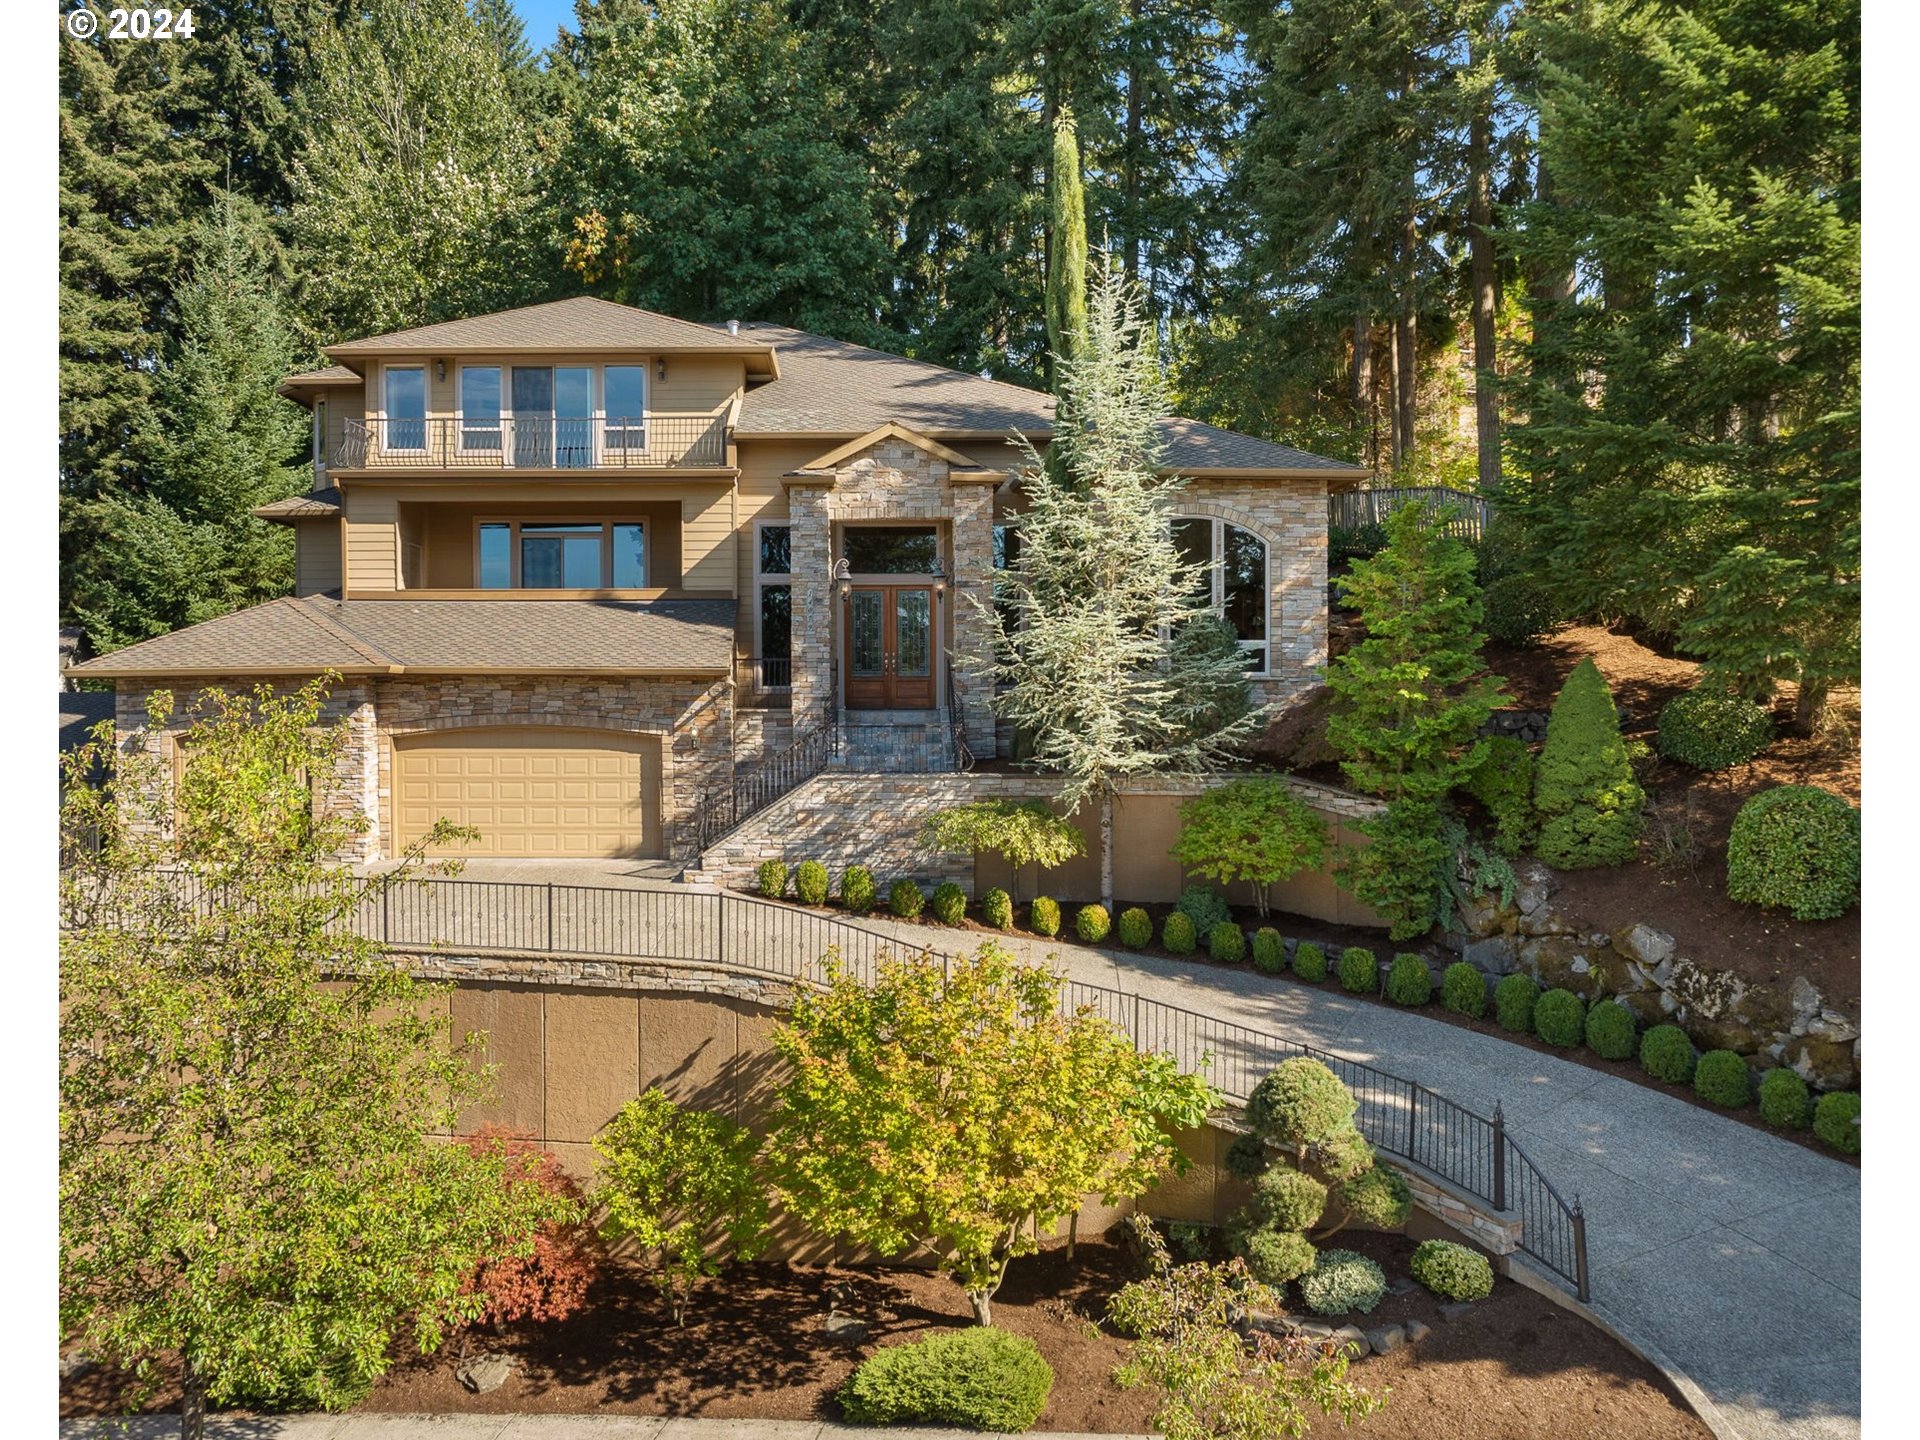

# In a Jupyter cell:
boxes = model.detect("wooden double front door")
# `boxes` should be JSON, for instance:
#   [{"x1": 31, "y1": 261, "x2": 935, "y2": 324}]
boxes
[{"x1": 843, "y1": 584, "x2": 936, "y2": 709}]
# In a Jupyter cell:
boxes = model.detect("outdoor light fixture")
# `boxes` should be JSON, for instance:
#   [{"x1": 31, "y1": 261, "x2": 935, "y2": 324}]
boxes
[
  {"x1": 435, "y1": 359, "x2": 447, "y2": 381},
  {"x1": 657, "y1": 357, "x2": 668, "y2": 381}
]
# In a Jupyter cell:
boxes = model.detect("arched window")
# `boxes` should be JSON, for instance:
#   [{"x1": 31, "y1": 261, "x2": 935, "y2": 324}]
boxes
[{"x1": 1172, "y1": 516, "x2": 1269, "y2": 673}]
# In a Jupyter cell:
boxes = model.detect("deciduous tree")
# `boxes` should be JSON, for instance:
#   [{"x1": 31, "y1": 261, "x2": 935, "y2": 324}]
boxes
[
  {"x1": 920, "y1": 800, "x2": 1087, "y2": 903},
  {"x1": 1169, "y1": 778, "x2": 1329, "y2": 920}
]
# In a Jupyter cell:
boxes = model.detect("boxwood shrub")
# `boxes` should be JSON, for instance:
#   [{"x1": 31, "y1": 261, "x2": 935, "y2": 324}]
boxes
[
  {"x1": 1482, "y1": 573, "x2": 1558, "y2": 648},
  {"x1": 1639, "y1": 1024, "x2": 1696, "y2": 1084},
  {"x1": 1162, "y1": 910, "x2": 1197, "y2": 955},
  {"x1": 889, "y1": 878, "x2": 925, "y2": 920},
  {"x1": 1813, "y1": 1091, "x2": 1860, "y2": 1155},
  {"x1": 1657, "y1": 689, "x2": 1773, "y2": 770},
  {"x1": 1385, "y1": 953, "x2": 1432, "y2": 1006},
  {"x1": 1584, "y1": 1000, "x2": 1637, "y2": 1060},
  {"x1": 1534, "y1": 988, "x2": 1585, "y2": 1048},
  {"x1": 980, "y1": 887, "x2": 1013, "y2": 931},
  {"x1": 1237, "y1": 1225, "x2": 1319, "y2": 1286},
  {"x1": 794, "y1": 859, "x2": 830, "y2": 907},
  {"x1": 1075, "y1": 903, "x2": 1112, "y2": 943},
  {"x1": 1209, "y1": 922, "x2": 1246, "y2": 964},
  {"x1": 840, "y1": 865, "x2": 876, "y2": 914},
  {"x1": 1028, "y1": 895, "x2": 1060, "y2": 937},
  {"x1": 1297, "y1": 1248, "x2": 1388, "y2": 1316},
  {"x1": 930, "y1": 881, "x2": 968, "y2": 926},
  {"x1": 839, "y1": 1327, "x2": 1054, "y2": 1431},
  {"x1": 1409, "y1": 1239, "x2": 1494, "y2": 1302},
  {"x1": 1251, "y1": 928, "x2": 1285, "y2": 974},
  {"x1": 1493, "y1": 973, "x2": 1537, "y2": 1033},
  {"x1": 1338, "y1": 946, "x2": 1378, "y2": 994},
  {"x1": 1726, "y1": 785, "x2": 1861, "y2": 921},
  {"x1": 1117, "y1": 906, "x2": 1153, "y2": 948},
  {"x1": 1757, "y1": 1068, "x2": 1813, "y2": 1130},
  {"x1": 1693, "y1": 1049, "x2": 1750, "y2": 1108},
  {"x1": 1292, "y1": 941, "x2": 1328, "y2": 983},
  {"x1": 756, "y1": 859, "x2": 788, "y2": 900},
  {"x1": 1442, "y1": 962, "x2": 1488, "y2": 1019}
]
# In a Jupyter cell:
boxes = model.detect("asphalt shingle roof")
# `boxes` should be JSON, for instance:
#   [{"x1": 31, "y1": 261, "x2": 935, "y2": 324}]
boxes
[
  {"x1": 326, "y1": 297, "x2": 774, "y2": 357},
  {"x1": 253, "y1": 487, "x2": 343, "y2": 520},
  {"x1": 65, "y1": 597, "x2": 736, "y2": 679},
  {"x1": 60, "y1": 691, "x2": 116, "y2": 753}
]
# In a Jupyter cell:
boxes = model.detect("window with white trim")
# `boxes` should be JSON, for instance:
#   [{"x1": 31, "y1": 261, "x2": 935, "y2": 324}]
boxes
[
  {"x1": 755, "y1": 522, "x2": 791, "y2": 689},
  {"x1": 1173, "y1": 516, "x2": 1269, "y2": 673}
]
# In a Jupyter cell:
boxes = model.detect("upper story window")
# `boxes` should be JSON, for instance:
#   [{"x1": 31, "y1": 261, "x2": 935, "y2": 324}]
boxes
[
  {"x1": 460, "y1": 366, "x2": 502, "y2": 451},
  {"x1": 385, "y1": 366, "x2": 426, "y2": 451},
  {"x1": 605, "y1": 365, "x2": 647, "y2": 449},
  {"x1": 1173, "y1": 515, "x2": 1269, "y2": 673},
  {"x1": 476, "y1": 520, "x2": 647, "y2": 590},
  {"x1": 844, "y1": 526, "x2": 940, "y2": 575}
]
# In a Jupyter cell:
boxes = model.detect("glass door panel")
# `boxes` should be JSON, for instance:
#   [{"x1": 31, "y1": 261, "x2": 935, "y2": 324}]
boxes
[
  {"x1": 850, "y1": 591, "x2": 884, "y2": 675},
  {"x1": 520, "y1": 523, "x2": 601, "y2": 587},
  {"x1": 555, "y1": 366, "x2": 594, "y2": 468},
  {"x1": 896, "y1": 590, "x2": 931, "y2": 676},
  {"x1": 510, "y1": 367, "x2": 553, "y2": 467}
]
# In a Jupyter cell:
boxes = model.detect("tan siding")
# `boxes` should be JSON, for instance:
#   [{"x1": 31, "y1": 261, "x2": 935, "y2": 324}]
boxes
[
  {"x1": 679, "y1": 486, "x2": 735, "y2": 591},
  {"x1": 294, "y1": 519, "x2": 343, "y2": 596},
  {"x1": 372, "y1": 353, "x2": 744, "y2": 423},
  {"x1": 732, "y1": 440, "x2": 821, "y2": 639},
  {"x1": 344, "y1": 489, "x2": 400, "y2": 593}
]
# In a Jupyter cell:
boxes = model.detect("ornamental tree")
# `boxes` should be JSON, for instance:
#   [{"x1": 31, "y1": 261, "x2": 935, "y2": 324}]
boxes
[
  {"x1": 59, "y1": 679, "x2": 573, "y2": 1439},
  {"x1": 1170, "y1": 778, "x2": 1330, "y2": 920},
  {"x1": 593, "y1": 1090, "x2": 770, "y2": 1327},
  {"x1": 764, "y1": 942, "x2": 1218, "y2": 1325},
  {"x1": 455, "y1": 1128, "x2": 603, "y2": 1330},
  {"x1": 920, "y1": 799, "x2": 1087, "y2": 902}
]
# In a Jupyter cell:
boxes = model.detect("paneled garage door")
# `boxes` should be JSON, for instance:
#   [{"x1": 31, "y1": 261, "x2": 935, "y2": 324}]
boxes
[{"x1": 393, "y1": 728, "x2": 661, "y2": 858}]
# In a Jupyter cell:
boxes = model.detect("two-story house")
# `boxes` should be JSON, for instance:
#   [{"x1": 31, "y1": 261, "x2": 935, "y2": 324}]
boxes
[{"x1": 68, "y1": 296, "x2": 1368, "y2": 866}]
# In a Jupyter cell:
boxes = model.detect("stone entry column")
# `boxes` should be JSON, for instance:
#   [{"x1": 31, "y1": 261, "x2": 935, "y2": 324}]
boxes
[
  {"x1": 785, "y1": 478, "x2": 835, "y2": 734},
  {"x1": 948, "y1": 482, "x2": 998, "y2": 759}
]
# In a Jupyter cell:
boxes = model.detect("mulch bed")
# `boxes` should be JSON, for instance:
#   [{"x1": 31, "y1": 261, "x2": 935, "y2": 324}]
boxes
[{"x1": 62, "y1": 1235, "x2": 1710, "y2": 1439}]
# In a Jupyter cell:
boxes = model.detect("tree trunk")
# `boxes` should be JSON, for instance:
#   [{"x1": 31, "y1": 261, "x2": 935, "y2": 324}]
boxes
[
  {"x1": 1068, "y1": 1209, "x2": 1079, "y2": 1263},
  {"x1": 1468, "y1": 64, "x2": 1501, "y2": 492},
  {"x1": 1100, "y1": 788, "x2": 1115, "y2": 913},
  {"x1": 1124, "y1": 0, "x2": 1143, "y2": 282},
  {"x1": 969, "y1": 1289, "x2": 993, "y2": 1326},
  {"x1": 1792, "y1": 676, "x2": 1830, "y2": 737},
  {"x1": 181, "y1": 1355, "x2": 207, "y2": 1440},
  {"x1": 1351, "y1": 312, "x2": 1372, "y2": 453},
  {"x1": 1395, "y1": 207, "x2": 1419, "y2": 474}
]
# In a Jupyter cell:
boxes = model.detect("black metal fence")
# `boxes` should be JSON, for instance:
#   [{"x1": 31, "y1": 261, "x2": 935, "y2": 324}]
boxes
[
  {"x1": 334, "y1": 414, "x2": 728, "y2": 471},
  {"x1": 690, "y1": 726, "x2": 839, "y2": 850},
  {"x1": 345, "y1": 876, "x2": 1588, "y2": 1299}
]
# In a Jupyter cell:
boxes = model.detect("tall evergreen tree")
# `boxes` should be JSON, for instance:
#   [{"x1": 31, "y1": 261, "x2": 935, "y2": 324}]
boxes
[{"x1": 1046, "y1": 106, "x2": 1090, "y2": 371}]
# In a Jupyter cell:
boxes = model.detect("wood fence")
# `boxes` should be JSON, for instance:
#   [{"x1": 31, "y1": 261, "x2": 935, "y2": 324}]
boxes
[{"x1": 1329, "y1": 486, "x2": 1490, "y2": 541}]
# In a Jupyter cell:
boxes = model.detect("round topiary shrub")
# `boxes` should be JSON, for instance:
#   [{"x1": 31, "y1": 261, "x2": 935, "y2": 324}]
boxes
[
  {"x1": 1442, "y1": 962, "x2": 1488, "y2": 1019},
  {"x1": 1338, "y1": 946, "x2": 1378, "y2": 995},
  {"x1": 794, "y1": 860, "x2": 830, "y2": 907},
  {"x1": 1534, "y1": 988, "x2": 1585, "y2": 1048},
  {"x1": 1175, "y1": 884, "x2": 1232, "y2": 936},
  {"x1": 1249, "y1": 1163, "x2": 1329, "y2": 1233},
  {"x1": 1162, "y1": 910, "x2": 1197, "y2": 955},
  {"x1": 1813, "y1": 1091, "x2": 1860, "y2": 1155},
  {"x1": 1075, "y1": 904, "x2": 1111, "y2": 943},
  {"x1": 1337, "y1": 1166, "x2": 1413, "y2": 1231},
  {"x1": 1385, "y1": 953, "x2": 1432, "y2": 1006},
  {"x1": 840, "y1": 865, "x2": 876, "y2": 914},
  {"x1": 1292, "y1": 941, "x2": 1328, "y2": 983},
  {"x1": 1251, "y1": 928, "x2": 1285, "y2": 974},
  {"x1": 1223, "y1": 1132, "x2": 1269, "y2": 1181},
  {"x1": 1657, "y1": 689, "x2": 1773, "y2": 770},
  {"x1": 1297, "y1": 1248, "x2": 1388, "y2": 1316},
  {"x1": 1482, "y1": 574, "x2": 1558, "y2": 648},
  {"x1": 1639, "y1": 1024, "x2": 1696, "y2": 1084},
  {"x1": 1584, "y1": 1000, "x2": 1637, "y2": 1060},
  {"x1": 1409, "y1": 1239, "x2": 1494, "y2": 1302},
  {"x1": 1237, "y1": 1225, "x2": 1318, "y2": 1286},
  {"x1": 1757, "y1": 1068, "x2": 1813, "y2": 1130},
  {"x1": 839, "y1": 1326, "x2": 1055, "y2": 1431},
  {"x1": 1309, "y1": 1122, "x2": 1376, "y2": 1183},
  {"x1": 1245, "y1": 1057, "x2": 1357, "y2": 1147},
  {"x1": 1028, "y1": 895, "x2": 1061, "y2": 937},
  {"x1": 930, "y1": 881, "x2": 968, "y2": 926},
  {"x1": 1726, "y1": 785, "x2": 1861, "y2": 921},
  {"x1": 1493, "y1": 973, "x2": 1538, "y2": 1033},
  {"x1": 1693, "y1": 1049, "x2": 1750, "y2": 1108},
  {"x1": 756, "y1": 859, "x2": 788, "y2": 900},
  {"x1": 1209, "y1": 922, "x2": 1246, "y2": 964},
  {"x1": 888, "y1": 878, "x2": 925, "y2": 920},
  {"x1": 980, "y1": 887, "x2": 1013, "y2": 931},
  {"x1": 1117, "y1": 906, "x2": 1152, "y2": 948}
]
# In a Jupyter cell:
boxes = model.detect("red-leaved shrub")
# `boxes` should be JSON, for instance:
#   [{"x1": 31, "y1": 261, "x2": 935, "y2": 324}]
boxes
[{"x1": 457, "y1": 1126, "x2": 602, "y2": 1328}]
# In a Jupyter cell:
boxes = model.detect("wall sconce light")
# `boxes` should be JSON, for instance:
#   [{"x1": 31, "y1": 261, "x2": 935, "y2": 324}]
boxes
[
  {"x1": 657, "y1": 357, "x2": 668, "y2": 381},
  {"x1": 435, "y1": 359, "x2": 447, "y2": 382}
]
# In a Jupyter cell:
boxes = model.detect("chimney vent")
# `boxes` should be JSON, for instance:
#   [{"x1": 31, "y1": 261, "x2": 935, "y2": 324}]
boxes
[{"x1": 726, "y1": 318, "x2": 740, "y2": 336}]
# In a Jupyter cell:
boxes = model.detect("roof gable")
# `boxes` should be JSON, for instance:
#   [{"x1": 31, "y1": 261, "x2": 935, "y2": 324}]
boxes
[{"x1": 799, "y1": 424, "x2": 989, "y2": 472}]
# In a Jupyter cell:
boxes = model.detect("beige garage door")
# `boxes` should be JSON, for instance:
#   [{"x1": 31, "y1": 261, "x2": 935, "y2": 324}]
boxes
[{"x1": 393, "y1": 728, "x2": 661, "y2": 859}]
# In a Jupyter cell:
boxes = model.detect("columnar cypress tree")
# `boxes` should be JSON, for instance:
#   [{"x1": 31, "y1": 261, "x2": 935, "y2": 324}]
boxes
[
  {"x1": 1046, "y1": 106, "x2": 1089, "y2": 370},
  {"x1": 1533, "y1": 658, "x2": 1644, "y2": 869}
]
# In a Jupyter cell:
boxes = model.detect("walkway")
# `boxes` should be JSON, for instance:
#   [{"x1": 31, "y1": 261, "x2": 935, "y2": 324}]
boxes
[{"x1": 61, "y1": 1420, "x2": 1141, "y2": 1440}]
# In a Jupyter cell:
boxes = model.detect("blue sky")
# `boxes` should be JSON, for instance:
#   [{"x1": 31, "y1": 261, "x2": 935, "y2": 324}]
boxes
[{"x1": 510, "y1": 0, "x2": 577, "y2": 49}]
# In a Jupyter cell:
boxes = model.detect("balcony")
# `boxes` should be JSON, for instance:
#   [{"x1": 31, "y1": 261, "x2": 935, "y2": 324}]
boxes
[{"x1": 334, "y1": 414, "x2": 729, "y2": 471}]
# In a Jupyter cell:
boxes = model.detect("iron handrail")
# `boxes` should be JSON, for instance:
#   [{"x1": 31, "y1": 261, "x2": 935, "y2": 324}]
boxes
[{"x1": 333, "y1": 414, "x2": 728, "y2": 470}]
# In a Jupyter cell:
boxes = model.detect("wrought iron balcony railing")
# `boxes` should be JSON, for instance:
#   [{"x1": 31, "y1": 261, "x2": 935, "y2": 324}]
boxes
[{"x1": 333, "y1": 414, "x2": 729, "y2": 471}]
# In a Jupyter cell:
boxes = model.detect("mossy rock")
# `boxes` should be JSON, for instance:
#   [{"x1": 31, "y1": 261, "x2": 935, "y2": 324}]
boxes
[{"x1": 1783, "y1": 1035, "x2": 1860, "y2": 1092}]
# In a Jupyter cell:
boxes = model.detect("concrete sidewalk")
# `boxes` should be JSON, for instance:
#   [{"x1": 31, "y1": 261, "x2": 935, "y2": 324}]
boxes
[
  {"x1": 60, "y1": 1421, "x2": 1143, "y2": 1440},
  {"x1": 843, "y1": 914, "x2": 1861, "y2": 1440}
]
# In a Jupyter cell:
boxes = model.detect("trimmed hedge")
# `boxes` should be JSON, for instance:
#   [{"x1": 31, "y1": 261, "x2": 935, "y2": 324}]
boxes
[
  {"x1": 1338, "y1": 946, "x2": 1378, "y2": 995},
  {"x1": 1075, "y1": 904, "x2": 1112, "y2": 943},
  {"x1": 841, "y1": 865, "x2": 876, "y2": 914},
  {"x1": 930, "y1": 882, "x2": 968, "y2": 926},
  {"x1": 1292, "y1": 941, "x2": 1328, "y2": 983},
  {"x1": 1410, "y1": 1239, "x2": 1494, "y2": 1302},
  {"x1": 756, "y1": 860, "x2": 788, "y2": 900},
  {"x1": 1385, "y1": 953, "x2": 1432, "y2": 1006},
  {"x1": 1693, "y1": 1050, "x2": 1750, "y2": 1108},
  {"x1": 1657, "y1": 689, "x2": 1773, "y2": 771},
  {"x1": 1209, "y1": 922, "x2": 1246, "y2": 964},
  {"x1": 1757, "y1": 1068, "x2": 1813, "y2": 1130},
  {"x1": 1117, "y1": 906, "x2": 1153, "y2": 948},
  {"x1": 1494, "y1": 973, "x2": 1537, "y2": 1033},
  {"x1": 1534, "y1": 988, "x2": 1585, "y2": 1048},
  {"x1": 1442, "y1": 962, "x2": 1488, "y2": 1019},
  {"x1": 980, "y1": 888, "x2": 1013, "y2": 931},
  {"x1": 1251, "y1": 928, "x2": 1285, "y2": 974},
  {"x1": 1584, "y1": 1000, "x2": 1637, "y2": 1060},
  {"x1": 1028, "y1": 895, "x2": 1061, "y2": 937},
  {"x1": 838, "y1": 1327, "x2": 1054, "y2": 1431},
  {"x1": 1813, "y1": 1091, "x2": 1860, "y2": 1155},
  {"x1": 1162, "y1": 911, "x2": 1197, "y2": 955},
  {"x1": 1726, "y1": 786, "x2": 1861, "y2": 921},
  {"x1": 795, "y1": 860, "x2": 830, "y2": 907},
  {"x1": 1639, "y1": 1024, "x2": 1696, "y2": 1084},
  {"x1": 1297, "y1": 1248, "x2": 1388, "y2": 1316},
  {"x1": 1249, "y1": 1163, "x2": 1330, "y2": 1232}
]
